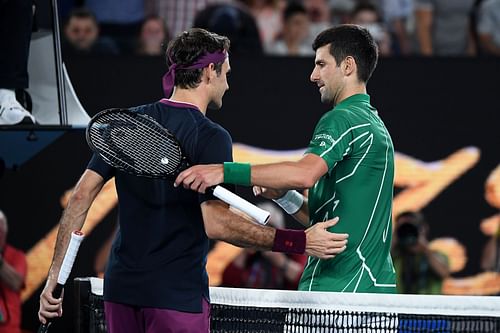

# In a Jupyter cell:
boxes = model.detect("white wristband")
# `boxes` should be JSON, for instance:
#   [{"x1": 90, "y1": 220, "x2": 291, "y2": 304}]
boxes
[{"x1": 273, "y1": 190, "x2": 304, "y2": 215}]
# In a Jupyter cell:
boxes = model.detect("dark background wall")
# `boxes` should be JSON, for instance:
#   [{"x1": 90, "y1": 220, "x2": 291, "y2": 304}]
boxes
[{"x1": 0, "y1": 55, "x2": 498, "y2": 332}]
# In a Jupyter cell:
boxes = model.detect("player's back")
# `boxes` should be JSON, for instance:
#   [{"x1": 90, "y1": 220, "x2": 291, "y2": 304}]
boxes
[{"x1": 105, "y1": 99, "x2": 233, "y2": 312}]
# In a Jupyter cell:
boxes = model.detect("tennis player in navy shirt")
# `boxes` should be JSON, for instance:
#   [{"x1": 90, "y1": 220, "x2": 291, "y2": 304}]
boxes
[{"x1": 38, "y1": 28, "x2": 349, "y2": 333}]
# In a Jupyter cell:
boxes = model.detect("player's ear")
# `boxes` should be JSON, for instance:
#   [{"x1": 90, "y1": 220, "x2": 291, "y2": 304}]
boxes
[
  {"x1": 205, "y1": 63, "x2": 217, "y2": 83},
  {"x1": 342, "y1": 56, "x2": 356, "y2": 77}
]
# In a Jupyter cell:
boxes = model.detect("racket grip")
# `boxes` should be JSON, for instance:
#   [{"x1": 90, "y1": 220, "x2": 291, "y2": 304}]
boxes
[
  {"x1": 57, "y1": 231, "x2": 84, "y2": 285},
  {"x1": 212, "y1": 186, "x2": 270, "y2": 224},
  {"x1": 37, "y1": 284, "x2": 63, "y2": 333}
]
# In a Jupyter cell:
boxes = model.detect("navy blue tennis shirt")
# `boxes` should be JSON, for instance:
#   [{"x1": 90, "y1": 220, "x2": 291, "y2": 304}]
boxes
[{"x1": 87, "y1": 99, "x2": 233, "y2": 312}]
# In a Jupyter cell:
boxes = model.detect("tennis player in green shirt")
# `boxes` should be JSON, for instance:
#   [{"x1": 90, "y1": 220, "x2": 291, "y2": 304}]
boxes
[{"x1": 175, "y1": 24, "x2": 396, "y2": 293}]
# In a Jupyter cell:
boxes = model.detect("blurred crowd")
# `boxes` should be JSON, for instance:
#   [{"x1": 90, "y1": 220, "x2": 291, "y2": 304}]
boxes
[{"x1": 58, "y1": 0, "x2": 500, "y2": 58}]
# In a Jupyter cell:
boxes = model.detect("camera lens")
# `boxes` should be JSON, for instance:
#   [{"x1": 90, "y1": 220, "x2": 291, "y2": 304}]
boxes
[{"x1": 397, "y1": 222, "x2": 419, "y2": 247}]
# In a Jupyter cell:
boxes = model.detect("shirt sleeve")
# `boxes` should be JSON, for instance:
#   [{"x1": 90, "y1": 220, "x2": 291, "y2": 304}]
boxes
[
  {"x1": 196, "y1": 128, "x2": 234, "y2": 204},
  {"x1": 305, "y1": 112, "x2": 353, "y2": 173},
  {"x1": 87, "y1": 153, "x2": 116, "y2": 181}
]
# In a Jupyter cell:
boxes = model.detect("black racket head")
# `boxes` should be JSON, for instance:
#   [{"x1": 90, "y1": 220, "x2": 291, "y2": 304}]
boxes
[{"x1": 86, "y1": 108, "x2": 187, "y2": 178}]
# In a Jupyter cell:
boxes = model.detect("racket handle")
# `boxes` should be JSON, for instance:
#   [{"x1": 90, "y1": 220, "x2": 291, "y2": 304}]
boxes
[
  {"x1": 37, "y1": 284, "x2": 64, "y2": 333},
  {"x1": 57, "y1": 231, "x2": 84, "y2": 285},
  {"x1": 212, "y1": 186, "x2": 270, "y2": 224},
  {"x1": 38, "y1": 231, "x2": 85, "y2": 333}
]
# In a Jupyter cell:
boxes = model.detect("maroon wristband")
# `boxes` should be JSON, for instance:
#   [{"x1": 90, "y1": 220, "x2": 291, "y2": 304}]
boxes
[{"x1": 272, "y1": 229, "x2": 306, "y2": 254}]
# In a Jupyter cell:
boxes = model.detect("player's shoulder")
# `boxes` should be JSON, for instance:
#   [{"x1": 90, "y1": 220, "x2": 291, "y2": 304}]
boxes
[
  {"x1": 317, "y1": 108, "x2": 352, "y2": 127},
  {"x1": 129, "y1": 101, "x2": 161, "y2": 114},
  {"x1": 201, "y1": 118, "x2": 232, "y2": 144}
]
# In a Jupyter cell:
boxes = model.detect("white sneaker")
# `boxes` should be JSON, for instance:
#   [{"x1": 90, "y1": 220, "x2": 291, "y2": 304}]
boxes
[{"x1": 0, "y1": 96, "x2": 36, "y2": 125}]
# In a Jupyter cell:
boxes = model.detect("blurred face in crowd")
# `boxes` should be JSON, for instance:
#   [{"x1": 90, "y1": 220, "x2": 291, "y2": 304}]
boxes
[
  {"x1": 352, "y1": 9, "x2": 378, "y2": 25},
  {"x1": 310, "y1": 44, "x2": 345, "y2": 105},
  {"x1": 284, "y1": 12, "x2": 310, "y2": 44},
  {"x1": 303, "y1": 0, "x2": 329, "y2": 22},
  {"x1": 140, "y1": 18, "x2": 166, "y2": 54},
  {"x1": 351, "y1": 9, "x2": 385, "y2": 43},
  {"x1": 65, "y1": 17, "x2": 99, "y2": 50}
]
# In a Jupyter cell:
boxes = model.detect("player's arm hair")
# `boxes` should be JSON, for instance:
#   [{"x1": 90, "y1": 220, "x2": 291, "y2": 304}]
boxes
[
  {"x1": 251, "y1": 154, "x2": 328, "y2": 190},
  {"x1": 48, "y1": 169, "x2": 105, "y2": 281},
  {"x1": 201, "y1": 200, "x2": 276, "y2": 250}
]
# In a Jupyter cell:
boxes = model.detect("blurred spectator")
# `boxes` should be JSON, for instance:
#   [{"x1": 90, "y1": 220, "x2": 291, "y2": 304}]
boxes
[
  {"x1": 266, "y1": 2, "x2": 314, "y2": 56},
  {"x1": 328, "y1": 0, "x2": 356, "y2": 25},
  {"x1": 481, "y1": 223, "x2": 500, "y2": 271},
  {"x1": 62, "y1": 8, "x2": 119, "y2": 56},
  {"x1": 240, "y1": 0, "x2": 286, "y2": 48},
  {"x1": 58, "y1": 0, "x2": 85, "y2": 22},
  {"x1": 194, "y1": 2, "x2": 263, "y2": 54},
  {"x1": 392, "y1": 211, "x2": 450, "y2": 294},
  {"x1": 380, "y1": 0, "x2": 413, "y2": 55},
  {"x1": 0, "y1": 0, "x2": 36, "y2": 125},
  {"x1": 85, "y1": 0, "x2": 144, "y2": 53},
  {"x1": 136, "y1": 16, "x2": 169, "y2": 56},
  {"x1": 147, "y1": 0, "x2": 228, "y2": 38},
  {"x1": 477, "y1": 0, "x2": 500, "y2": 56},
  {"x1": 221, "y1": 202, "x2": 307, "y2": 289},
  {"x1": 0, "y1": 210, "x2": 27, "y2": 333},
  {"x1": 349, "y1": 2, "x2": 392, "y2": 56},
  {"x1": 415, "y1": 0, "x2": 476, "y2": 56},
  {"x1": 303, "y1": 0, "x2": 332, "y2": 46}
]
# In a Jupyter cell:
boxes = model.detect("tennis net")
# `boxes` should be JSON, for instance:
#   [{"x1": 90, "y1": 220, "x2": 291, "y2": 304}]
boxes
[{"x1": 74, "y1": 277, "x2": 500, "y2": 333}]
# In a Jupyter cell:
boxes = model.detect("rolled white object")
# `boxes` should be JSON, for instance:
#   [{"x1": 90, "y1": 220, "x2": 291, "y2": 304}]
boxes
[
  {"x1": 213, "y1": 186, "x2": 270, "y2": 224},
  {"x1": 57, "y1": 231, "x2": 85, "y2": 285}
]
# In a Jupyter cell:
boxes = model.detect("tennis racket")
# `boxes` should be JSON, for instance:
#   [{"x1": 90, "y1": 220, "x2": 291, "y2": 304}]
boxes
[
  {"x1": 38, "y1": 231, "x2": 85, "y2": 333},
  {"x1": 86, "y1": 108, "x2": 270, "y2": 224}
]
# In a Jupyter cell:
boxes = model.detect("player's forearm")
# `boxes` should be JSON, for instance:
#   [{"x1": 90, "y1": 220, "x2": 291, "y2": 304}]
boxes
[
  {"x1": 291, "y1": 199, "x2": 310, "y2": 227},
  {"x1": 251, "y1": 160, "x2": 319, "y2": 190},
  {"x1": 48, "y1": 170, "x2": 104, "y2": 281},
  {"x1": 270, "y1": 189, "x2": 310, "y2": 226},
  {"x1": 202, "y1": 201, "x2": 276, "y2": 250},
  {"x1": 49, "y1": 195, "x2": 91, "y2": 281}
]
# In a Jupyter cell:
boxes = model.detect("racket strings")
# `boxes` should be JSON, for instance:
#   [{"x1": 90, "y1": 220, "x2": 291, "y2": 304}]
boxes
[
  {"x1": 89, "y1": 112, "x2": 183, "y2": 176},
  {"x1": 92, "y1": 117, "x2": 179, "y2": 175}
]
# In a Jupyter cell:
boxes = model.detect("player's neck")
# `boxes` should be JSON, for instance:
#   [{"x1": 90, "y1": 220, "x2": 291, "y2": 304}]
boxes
[
  {"x1": 335, "y1": 83, "x2": 367, "y2": 105},
  {"x1": 169, "y1": 88, "x2": 208, "y2": 115}
]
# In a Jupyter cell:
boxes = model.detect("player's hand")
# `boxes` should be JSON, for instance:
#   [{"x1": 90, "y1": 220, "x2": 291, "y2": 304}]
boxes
[
  {"x1": 38, "y1": 279, "x2": 63, "y2": 324},
  {"x1": 304, "y1": 217, "x2": 348, "y2": 259},
  {"x1": 253, "y1": 186, "x2": 287, "y2": 200},
  {"x1": 174, "y1": 164, "x2": 224, "y2": 193}
]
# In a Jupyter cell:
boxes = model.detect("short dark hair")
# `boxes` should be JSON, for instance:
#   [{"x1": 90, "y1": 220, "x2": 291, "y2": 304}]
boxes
[
  {"x1": 284, "y1": 2, "x2": 307, "y2": 22},
  {"x1": 166, "y1": 28, "x2": 230, "y2": 90},
  {"x1": 312, "y1": 25, "x2": 378, "y2": 83},
  {"x1": 66, "y1": 7, "x2": 98, "y2": 26}
]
